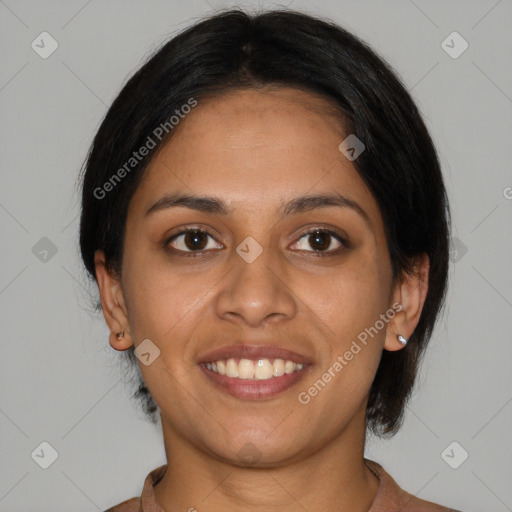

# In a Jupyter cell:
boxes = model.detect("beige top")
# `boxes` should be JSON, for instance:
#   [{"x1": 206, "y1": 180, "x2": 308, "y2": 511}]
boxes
[{"x1": 104, "y1": 459, "x2": 462, "y2": 511}]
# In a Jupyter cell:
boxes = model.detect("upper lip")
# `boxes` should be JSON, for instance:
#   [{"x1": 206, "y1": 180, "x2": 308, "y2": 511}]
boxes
[{"x1": 197, "y1": 344, "x2": 313, "y2": 365}]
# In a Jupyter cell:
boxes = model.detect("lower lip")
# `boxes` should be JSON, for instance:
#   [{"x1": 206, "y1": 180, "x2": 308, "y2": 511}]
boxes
[{"x1": 199, "y1": 365, "x2": 309, "y2": 400}]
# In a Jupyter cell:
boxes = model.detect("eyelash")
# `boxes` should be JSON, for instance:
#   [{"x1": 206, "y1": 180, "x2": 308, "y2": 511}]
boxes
[{"x1": 164, "y1": 225, "x2": 349, "y2": 258}]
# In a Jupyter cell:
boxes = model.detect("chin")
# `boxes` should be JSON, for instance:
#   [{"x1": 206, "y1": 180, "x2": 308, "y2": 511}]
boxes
[{"x1": 201, "y1": 429, "x2": 308, "y2": 468}]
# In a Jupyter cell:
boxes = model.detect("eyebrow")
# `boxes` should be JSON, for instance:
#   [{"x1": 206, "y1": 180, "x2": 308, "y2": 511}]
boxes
[{"x1": 145, "y1": 192, "x2": 371, "y2": 227}]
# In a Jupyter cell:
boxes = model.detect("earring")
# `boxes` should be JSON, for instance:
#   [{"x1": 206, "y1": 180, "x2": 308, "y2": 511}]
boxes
[
  {"x1": 116, "y1": 330, "x2": 125, "y2": 340},
  {"x1": 397, "y1": 334, "x2": 407, "y2": 346}
]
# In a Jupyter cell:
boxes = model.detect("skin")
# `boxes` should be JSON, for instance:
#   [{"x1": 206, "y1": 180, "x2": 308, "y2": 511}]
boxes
[{"x1": 94, "y1": 87, "x2": 429, "y2": 512}]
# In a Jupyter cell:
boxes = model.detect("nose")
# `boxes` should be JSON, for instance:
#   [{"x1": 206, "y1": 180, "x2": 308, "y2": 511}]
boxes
[{"x1": 214, "y1": 242, "x2": 298, "y2": 328}]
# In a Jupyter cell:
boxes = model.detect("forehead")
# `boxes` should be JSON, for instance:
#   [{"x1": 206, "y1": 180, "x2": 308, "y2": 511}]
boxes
[{"x1": 129, "y1": 87, "x2": 383, "y2": 232}]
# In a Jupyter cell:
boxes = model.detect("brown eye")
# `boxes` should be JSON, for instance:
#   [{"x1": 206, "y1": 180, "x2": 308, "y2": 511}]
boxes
[
  {"x1": 307, "y1": 231, "x2": 332, "y2": 251},
  {"x1": 292, "y1": 229, "x2": 347, "y2": 254},
  {"x1": 167, "y1": 229, "x2": 222, "y2": 253}
]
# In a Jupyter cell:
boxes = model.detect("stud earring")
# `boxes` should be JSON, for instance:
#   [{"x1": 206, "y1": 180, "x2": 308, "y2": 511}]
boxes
[
  {"x1": 116, "y1": 330, "x2": 125, "y2": 340},
  {"x1": 397, "y1": 334, "x2": 407, "y2": 346}
]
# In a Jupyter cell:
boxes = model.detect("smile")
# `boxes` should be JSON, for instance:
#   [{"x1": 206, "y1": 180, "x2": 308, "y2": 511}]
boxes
[
  {"x1": 202, "y1": 358, "x2": 305, "y2": 380},
  {"x1": 197, "y1": 344, "x2": 313, "y2": 399}
]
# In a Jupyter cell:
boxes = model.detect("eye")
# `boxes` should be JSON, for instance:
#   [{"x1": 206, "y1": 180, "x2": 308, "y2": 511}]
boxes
[
  {"x1": 291, "y1": 228, "x2": 347, "y2": 255},
  {"x1": 165, "y1": 226, "x2": 348, "y2": 257},
  {"x1": 166, "y1": 228, "x2": 222, "y2": 254}
]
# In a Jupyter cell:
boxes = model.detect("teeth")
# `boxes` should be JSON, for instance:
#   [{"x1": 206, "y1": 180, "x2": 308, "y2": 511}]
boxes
[
  {"x1": 217, "y1": 360, "x2": 226, "y2": 375},
  {"x1": 226, "y1": 358, "x2": 239, "y2": 378},
  {"x1": 238, "y1": 359, "x2": 255, "y2": 379},
  {"x1": 284, "y1": 360, "x2": 295, "y2": 374},
  {"x1": 273, "y1": 358, "x2": 285, "y2": 377},
  {"x1": 255, "y1": 359, "x2": 273, "y2": 380},
  {"x1": 204, "y1": 358, "x2": 305, "y2": 380}
]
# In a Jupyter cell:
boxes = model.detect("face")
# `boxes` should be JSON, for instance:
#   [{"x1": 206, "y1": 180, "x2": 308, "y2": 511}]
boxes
[{"x1": 96, "y1": 87, "x2": 425, "y2": 466}]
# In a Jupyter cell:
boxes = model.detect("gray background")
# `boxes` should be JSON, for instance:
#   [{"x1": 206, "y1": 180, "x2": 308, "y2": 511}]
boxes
[{"x1": 1, "y1": 0, "x2": 511, "y2": 511}]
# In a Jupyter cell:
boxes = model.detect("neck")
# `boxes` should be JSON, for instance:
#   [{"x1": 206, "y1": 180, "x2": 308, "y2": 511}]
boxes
[{"x1": 153, "y1": 412, "x2": 379, "y2": 512}]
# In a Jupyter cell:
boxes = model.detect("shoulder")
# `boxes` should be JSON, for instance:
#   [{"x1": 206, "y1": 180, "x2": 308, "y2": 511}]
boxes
[
  {"x1": 365, "y1": 459, "x2": 464, "y2": 512},
  {"x1": 397, "y1": 491, "x2": 463, "y2": 512},
  {"x1": 103, "y1": 496, "x2": 141, "y2": 512},
  {"x1": 102, "y1": 464, "x2": 167, "y2": 512}
]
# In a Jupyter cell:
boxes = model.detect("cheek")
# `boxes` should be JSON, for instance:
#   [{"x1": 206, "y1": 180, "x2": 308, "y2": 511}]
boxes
[
  {"x1": 307, "y1": 252, "x2": 391, "y2": 348},
  {"x1": 298, "y1": 264, "x2": 389, "y2": 411},
  {"x1": 124, "y1": 271, "x2": 202, "y2": 345},
  {"x1": 121, "y1": 248, "x2": 192, "y2": 347}
]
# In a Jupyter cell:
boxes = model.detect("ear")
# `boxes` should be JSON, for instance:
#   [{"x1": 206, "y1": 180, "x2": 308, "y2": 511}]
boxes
[
  {"x1": 384, "y1": 253, "x2": 429, "y2": 352},
  {"x1": 94, "y1": 250, "x2": 133, "y2": 351}
]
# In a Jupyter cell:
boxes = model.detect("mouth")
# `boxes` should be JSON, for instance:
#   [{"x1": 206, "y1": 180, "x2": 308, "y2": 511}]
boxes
[{"x1": 197, "y1": 344, "x2": 313, "y2": 400}]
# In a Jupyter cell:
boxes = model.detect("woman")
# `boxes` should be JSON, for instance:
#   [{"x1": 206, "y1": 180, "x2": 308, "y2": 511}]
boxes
[{"x1": 79, "y1": 8, "x2": 462, "y2": 512}]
